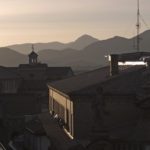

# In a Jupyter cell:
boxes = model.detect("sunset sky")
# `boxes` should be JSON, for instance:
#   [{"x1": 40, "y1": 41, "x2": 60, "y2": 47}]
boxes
[{"x1": 0, "y1": 0, "x2": 150, "y2": 46}]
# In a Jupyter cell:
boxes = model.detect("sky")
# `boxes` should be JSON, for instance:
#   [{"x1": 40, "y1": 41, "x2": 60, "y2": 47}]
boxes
[{"x1": 0, "y1": 0, "x2": 150, "y2": 46}]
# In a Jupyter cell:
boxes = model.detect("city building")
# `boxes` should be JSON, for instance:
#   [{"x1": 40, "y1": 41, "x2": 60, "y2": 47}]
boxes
[
  {"x1": 0, "y1": 49, "x2": 74, "y2": 147},
  {"x1": 47, "y1": 52, "x2": 150, "y2": 150}
]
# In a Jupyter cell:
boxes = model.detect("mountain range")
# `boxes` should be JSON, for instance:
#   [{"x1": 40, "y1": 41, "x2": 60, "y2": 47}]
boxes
[
  {"x1": 8, "y1": 34, "x2": 99, "y2": 54},
  {"x1": 1, "y1": 30, "x2": 150, "y2": 71}
]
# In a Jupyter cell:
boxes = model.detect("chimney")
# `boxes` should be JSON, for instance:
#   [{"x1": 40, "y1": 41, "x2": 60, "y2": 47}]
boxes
[
  {"x1": 145, "y1": 57, "x2": 150, "y2": 68},
  {"x1": 109, "y1": 54, "x2": 119, "y2": 76}
]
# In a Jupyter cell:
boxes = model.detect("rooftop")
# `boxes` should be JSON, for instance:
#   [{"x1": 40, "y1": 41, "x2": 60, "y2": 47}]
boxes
[
  {"x1": 48, "y1": 65, "x2": 145, "y2": 96},
  {"x1": 102, "y1": 67, "x2": 145, "y2": 95},
  {"x1": 28, "y1": 51, "x2": 38, "y2": 57},
  {"x1": 48, "y1": 66, "x2": 110, "y2": 95},
  {"x1": 19, "y1": 63, "x2": 48, "y2": 68},
  {"x1": 118, "y1": 52, "x2": 150, "y2": 62}
]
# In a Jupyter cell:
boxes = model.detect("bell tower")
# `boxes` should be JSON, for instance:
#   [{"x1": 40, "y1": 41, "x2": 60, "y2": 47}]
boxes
[{"x1": 28, "y1": 44, "x2": 38, "y2": 65}]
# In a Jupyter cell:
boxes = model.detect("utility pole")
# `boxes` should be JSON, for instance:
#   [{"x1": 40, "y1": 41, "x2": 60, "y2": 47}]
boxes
[{"x1": 136, "y1": 0, "x2": 140, "y2": 52}]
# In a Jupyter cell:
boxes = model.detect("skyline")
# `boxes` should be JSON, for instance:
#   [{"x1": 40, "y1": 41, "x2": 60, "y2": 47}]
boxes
[{"x1": 0, "y1": 0, "x2": 150, "y2": 46}]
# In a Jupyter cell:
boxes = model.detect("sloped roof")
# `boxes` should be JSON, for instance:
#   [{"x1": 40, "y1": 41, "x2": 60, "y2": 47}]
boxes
[
  {"x1": 102, "y1": 67, "x2": 145, "y2": 95},
  {"x1": 48, "y1": 66, "x2": 145, "y2": 95},
  {"x1": 48, "y1": 66, "x2": 110, "y2": 94},
  {"x1": 28, "y1": 51, "x2": 38, "y2": 57}
]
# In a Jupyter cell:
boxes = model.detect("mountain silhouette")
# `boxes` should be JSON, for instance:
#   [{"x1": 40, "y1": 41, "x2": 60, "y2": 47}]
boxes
[
  {"x1": 36, "y1": 30, "x2": 150, "y2": 70},
  {"x1": 7, "y1": 34, "x2": 99, "y2": 54},
  {"x1": 0, "y1": 47, "x2": 27, "y2": 66},
  {"x1": 1, "y1": 30, "x2": 150, "y2": 71},
  {"x1": 67, "y1": 34, "x2": 99, "y2": 50}
]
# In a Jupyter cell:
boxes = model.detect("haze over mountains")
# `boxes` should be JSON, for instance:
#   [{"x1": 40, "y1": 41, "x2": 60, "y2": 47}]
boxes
[
  {"x1": 1, "y1": 30, "x2": 150, "y2": 71},
  {"x1": 8, "y1": 34, "x2": 99, "y2": 54}
]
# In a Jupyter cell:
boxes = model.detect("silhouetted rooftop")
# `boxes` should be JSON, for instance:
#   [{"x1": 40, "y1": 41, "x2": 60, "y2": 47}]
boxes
[
  {"x1": 48, "y1": 65, "x2": 145, "y2": 96},
  {"x1": 28, "y1": 51, "x2": 38, "y2": 57},
  {"x1": 102, "y1": 67, "x2": 145, "y2": 95},
  {"x1": 48, "y1": 66, "x2": 110, "y2": 95},
  {"x1": 118, "y1": 52, "x2": 150, "y2": 61},
  {"x1": 19, "y1": 63, "x2": 48, "y2": 68}
]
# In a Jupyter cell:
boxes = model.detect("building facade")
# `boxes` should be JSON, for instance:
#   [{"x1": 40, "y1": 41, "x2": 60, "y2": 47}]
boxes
[
  {"x1": 47, "y1": 52, "x2": 150, "y2": 150},
  {"x1": 0, "y1": 50, "x2": 74, "y2": 147}
]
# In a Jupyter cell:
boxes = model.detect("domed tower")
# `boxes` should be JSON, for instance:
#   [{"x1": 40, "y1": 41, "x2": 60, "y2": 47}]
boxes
[{"x1": 28, "y1": 44, "x2": 38, "y2": 65}]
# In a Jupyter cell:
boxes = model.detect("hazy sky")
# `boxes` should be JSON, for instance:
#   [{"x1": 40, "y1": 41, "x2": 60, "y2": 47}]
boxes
[{"x1": 0, "y1": 0, "x2": 150, "y2": 46}]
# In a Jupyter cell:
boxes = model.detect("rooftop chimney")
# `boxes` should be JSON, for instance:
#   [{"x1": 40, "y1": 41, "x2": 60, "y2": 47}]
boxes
[
  {"x1": 109, "y1": 54, "x2": 119, "y2": 76},
  {"x1": 144, "y1": 57, "x2": 150, "y2": 68}
]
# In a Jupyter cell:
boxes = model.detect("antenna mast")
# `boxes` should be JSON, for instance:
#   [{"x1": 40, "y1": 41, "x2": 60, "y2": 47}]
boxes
[
  {"x1": 136, "y1": 0, "x2": 140, "y2": 52},
  {"x1": 32, "y1": 44, "x2": 34, "y2": 52}
]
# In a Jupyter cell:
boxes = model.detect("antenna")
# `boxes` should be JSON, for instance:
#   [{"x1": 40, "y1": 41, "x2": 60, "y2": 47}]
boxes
[
  {"x1": 31, "y1": 44, "x2": 34, "y2": 52},
  {"x1": 136, "y1": 0, "x2": 140, "y2": 52}
]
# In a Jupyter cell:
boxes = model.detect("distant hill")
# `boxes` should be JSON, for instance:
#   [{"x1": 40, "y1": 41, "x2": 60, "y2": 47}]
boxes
[
  {"x1": 37, "y1": 30, "x2": 150, "y2": 69},
  {"x1": 7, "y1": 34, "x2": 99, "y2": 54},
  {"x1": 0, "y1": 47, "x2": 27, "y2": 66},
  {"x1": 132, "y1": 30, "x2": 150, "y2": 51},
  {"x1": 67, "y1": 34, "x2": 99, "y2": 50},
  {"x1": 1, "y1": 30, "x2": 150, "y2": 70}
]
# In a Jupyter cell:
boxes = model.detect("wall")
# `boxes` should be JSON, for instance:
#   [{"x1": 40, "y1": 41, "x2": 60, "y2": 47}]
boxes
[
  {"x1": 73, "y1": 96, "x2": 95, "y2": 140},
  {"x1": 0, "y1": 79, "x2": 21, "y2": 94},
  {"x1": 103, "y1": 95, "x2": 140, "y2": 126},
  {"x1": 49, "y1": 89, "x2": 74, "y2": 137},
  {"x1": 19, "y1": 67, "x2": 47, "y2": 80}
]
